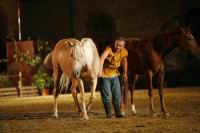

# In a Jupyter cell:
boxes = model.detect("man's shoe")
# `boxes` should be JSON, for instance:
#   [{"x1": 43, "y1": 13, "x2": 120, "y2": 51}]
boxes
[
  {"x1": 106, "y1": 114, "x2": 113, "y2": 118},
  {"x1": 116, "y1": 113, "x2": 124, "y2": 118},
  {"x1": 114, "y1": 105, "x2": 124, "y2": 118}
]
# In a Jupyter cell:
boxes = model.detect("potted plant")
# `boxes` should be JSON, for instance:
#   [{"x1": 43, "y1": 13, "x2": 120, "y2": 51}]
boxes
[{"x1": 32, "y1": 66, "x2": 52, "y2": 96}]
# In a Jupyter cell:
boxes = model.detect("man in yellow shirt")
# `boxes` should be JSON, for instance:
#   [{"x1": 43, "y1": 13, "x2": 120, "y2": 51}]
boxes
[{"x1": 99, "y1": 37, "x2": 128, "y2": 118}]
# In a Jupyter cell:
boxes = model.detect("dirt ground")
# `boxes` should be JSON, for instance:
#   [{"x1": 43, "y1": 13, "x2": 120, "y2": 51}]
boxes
[{"x1": 0, "y1": 86, "x2": 200, "y2": 133}]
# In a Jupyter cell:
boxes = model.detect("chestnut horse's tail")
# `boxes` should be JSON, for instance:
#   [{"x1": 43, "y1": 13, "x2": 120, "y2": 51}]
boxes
[{"x1": 43, "y1": 52, "x2": 53, "y2": 69}]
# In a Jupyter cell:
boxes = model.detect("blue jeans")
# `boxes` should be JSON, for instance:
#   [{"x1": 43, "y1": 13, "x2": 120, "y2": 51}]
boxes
[{"x1": 100, "y1": 76, "x2": 121, "y2": 107}]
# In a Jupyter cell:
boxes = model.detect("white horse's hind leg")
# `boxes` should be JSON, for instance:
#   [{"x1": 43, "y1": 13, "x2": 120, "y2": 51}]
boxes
[
  {"x1": 77, "y1": 78, "x2": 88, "y2": 120},
  {"x1": 52, "y1": 80, "x2": 59, "y2": 118},
  {"x1": 52, "y1": 67, "x2": 61, "y2": 118},
  {"x1": 53, "y1": 95, "x2": 58, "y2": 118},
  {"x1": 87, "y1": 78, "x2": 97, "y2": 111}
]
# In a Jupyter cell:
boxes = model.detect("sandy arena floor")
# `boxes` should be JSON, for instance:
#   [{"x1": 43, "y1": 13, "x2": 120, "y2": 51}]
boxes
[{"x1": 0, "y1": 86, "x2": 200, "y2": 133}]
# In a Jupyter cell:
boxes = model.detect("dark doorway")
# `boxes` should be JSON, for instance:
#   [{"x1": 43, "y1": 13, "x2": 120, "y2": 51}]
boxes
[{"x1": 86, "y1": 13, "x2": 118, "y2": 54}]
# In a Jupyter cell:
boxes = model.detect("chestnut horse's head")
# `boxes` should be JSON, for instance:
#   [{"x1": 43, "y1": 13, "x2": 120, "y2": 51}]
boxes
[{"x1": 177, "y1": 27, "x2": 200, "y2": 60}]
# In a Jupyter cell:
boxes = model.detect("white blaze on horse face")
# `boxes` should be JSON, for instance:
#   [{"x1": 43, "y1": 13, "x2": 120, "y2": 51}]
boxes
[{"x1": 74, "y1": 61, "x2": 82, "y2": 77}]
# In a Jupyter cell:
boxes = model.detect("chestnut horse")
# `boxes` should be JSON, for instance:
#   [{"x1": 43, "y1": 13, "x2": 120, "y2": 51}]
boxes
[
  {"x1": 44, "y1": 38, "x2": 100, "y2": 119},
  {"x1": 123, "y1": 27, "x2": 200, "y2": 116}
]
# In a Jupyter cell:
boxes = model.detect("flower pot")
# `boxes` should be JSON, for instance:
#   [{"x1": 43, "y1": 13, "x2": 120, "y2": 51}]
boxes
[{"x1": 41, "y1": 89, "x2": 49, "y2": 96}]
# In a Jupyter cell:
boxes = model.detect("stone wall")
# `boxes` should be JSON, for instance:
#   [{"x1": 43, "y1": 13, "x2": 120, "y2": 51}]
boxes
[
  {"x1": 1, "y1": 0, "x2": 199, "y2": 42},
  {"x1": 0, "y1": 0, "x2": 200, "y2": 86},
  {"x1": 73, "y1": 0, "x2": 182, "y2": 38}
]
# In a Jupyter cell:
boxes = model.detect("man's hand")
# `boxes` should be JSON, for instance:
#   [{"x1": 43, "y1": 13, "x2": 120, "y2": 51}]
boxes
[
  {"x1": 98, "y1": 71, "x2": 102, "y2": 77},
  {"x1": 123, "y1": 73, "x2": 128, "y2": 81}
]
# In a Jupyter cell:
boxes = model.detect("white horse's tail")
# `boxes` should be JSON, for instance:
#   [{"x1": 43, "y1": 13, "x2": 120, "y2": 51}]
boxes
[
  {"x1": 59, "y1": 73, "x2": 71, "y2": 94},
  {"x1": 43, "y1": 52, "x2": 53, "y2": 69}
]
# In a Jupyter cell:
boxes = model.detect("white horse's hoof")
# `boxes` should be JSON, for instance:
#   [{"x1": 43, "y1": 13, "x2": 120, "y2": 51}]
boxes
[
  {"x1": 87, "y1": 105, "x2": 91, "y2": 111},
  {"x1": 149, "y1": 112, "x2": 157, "y2": 117},
  {"x1": 83, "y1": 116, "x2": 89, "y2": 120},
  {"x1": 163, "y1": 112, "x2": 170, "y2": 117},
  {"x1": 52, "y1": 113, "x2": 58, "y2": 118},
  {"x1": 92, "y1": 95, "x2": 96, "y2": 99}
]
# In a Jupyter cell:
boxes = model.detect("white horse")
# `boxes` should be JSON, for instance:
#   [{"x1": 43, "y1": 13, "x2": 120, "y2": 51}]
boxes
[{"x1": 44, "y1": 38, "x2": 100, "y2": 119}]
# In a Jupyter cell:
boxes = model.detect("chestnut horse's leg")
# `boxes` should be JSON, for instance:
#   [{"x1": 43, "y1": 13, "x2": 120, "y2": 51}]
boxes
[
  {"x1": 130, "y1": 74, "x2": 138, "y2": 115},
  {"x1": 157, "y1": 68, "x2": 169, "y2": 116},
  {"x1": 77, "y1": 78, "x2": 88, "y2": 119},
  {"x1": 86, "y1": 78, "x2": 97, "y2": 111},
  {"x1": 71, "y1": 79, "x2": 82, "y2": 114},
  {"x1": 147, "y1": 70, "x2": 156, "y2": 116},
  {"x1": 52, "y1": 66, "x2": 61, "y2": 118},
  {"x1": 120, "y1": 79, "x2": 128, "y2": 115}
]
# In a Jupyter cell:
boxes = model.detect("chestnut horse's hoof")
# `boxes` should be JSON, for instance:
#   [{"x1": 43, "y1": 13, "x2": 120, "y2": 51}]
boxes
[
  {"x1": 131, "y1": 110, "x2": 136, "y2": 115},
  {"x1": 130, "y1": 105, "x2": 137, "y2": 115},
  {"x1": 121, "y1": 111, "x2": 125, "y2": 116},
  {"x1": 120, "y1": 108, "x2": 126, "y2": 116}
]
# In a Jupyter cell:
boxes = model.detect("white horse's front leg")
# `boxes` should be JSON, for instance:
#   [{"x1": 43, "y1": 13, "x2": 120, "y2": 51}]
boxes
[
  {"x1": 77, "y1": 78, "x2": 88, "y2": 120},
  {"x1": 71, "y1": 79, "x2": 82, "y2": 114},
  {"x1": 87, "y1": 78, "x2": 97, "y2": 111}
]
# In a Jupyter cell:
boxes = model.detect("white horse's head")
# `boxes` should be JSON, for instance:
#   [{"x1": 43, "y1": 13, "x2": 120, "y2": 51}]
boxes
[
  {"x1": 81, "y1": 38, "x2": 97, "y2": 67},
  {"x1": 81, "y1": 38, "x2": 100, "y2": 79},
  {"x1": 71, "y1": 41, "x2": 84, "y2": 78},
  {"x1": 71, "y1": 38, "x2": 99, "y2": 79}
]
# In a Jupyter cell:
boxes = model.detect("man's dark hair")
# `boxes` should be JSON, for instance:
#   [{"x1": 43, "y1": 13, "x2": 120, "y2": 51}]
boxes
[
  {"x1": 116, "y1": 37, "x2": 125, "y2": 42},
  {"x1": 115, "y1": 37, "x2": 126, "y2": 45}
]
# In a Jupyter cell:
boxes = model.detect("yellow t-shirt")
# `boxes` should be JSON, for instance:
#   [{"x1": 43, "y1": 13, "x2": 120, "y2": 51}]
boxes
[{"x1": 102, "y1": 47, "x2": 128, "y2": 78}]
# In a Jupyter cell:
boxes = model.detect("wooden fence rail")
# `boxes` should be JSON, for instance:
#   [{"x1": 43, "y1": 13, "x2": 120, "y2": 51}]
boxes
[
  {"x1": 0, "y1": 87, "x2": 18, "y2": 98},
  {"x1": 0, "y1": 72, "x2": 39, "y2": 98}
]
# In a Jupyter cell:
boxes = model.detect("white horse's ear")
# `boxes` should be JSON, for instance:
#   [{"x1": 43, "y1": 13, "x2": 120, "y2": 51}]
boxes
[
  {"x1": 69, "y1": 41, "x2": 74, "y2": 47},
  {"x1": 81, "y1": 38, "x2": 86, "y2": 44}
]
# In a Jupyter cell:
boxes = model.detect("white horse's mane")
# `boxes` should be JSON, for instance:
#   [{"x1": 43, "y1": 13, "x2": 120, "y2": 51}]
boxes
[
  {"x1": 72, "y1": 38, "x2": 96, "y2": 64},
  {"x1": 81, "y1": 38, "x2": 96, "y2": 48},
  {"x1": 71, "y1": 38, "x2": 97, "y2": 78}
]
